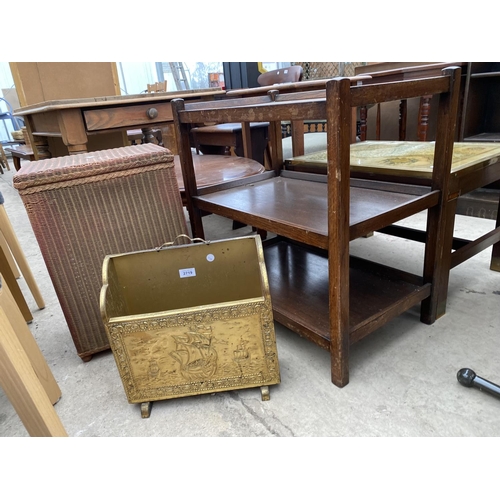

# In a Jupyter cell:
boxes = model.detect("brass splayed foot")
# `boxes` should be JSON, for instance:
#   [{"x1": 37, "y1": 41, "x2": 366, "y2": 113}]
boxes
[
  {"x1": 141, "y1": 402, "x2": 152, "y2": 418},
  {"x1": 260, "y1": 386, "x2": 270, "y2": 401}
]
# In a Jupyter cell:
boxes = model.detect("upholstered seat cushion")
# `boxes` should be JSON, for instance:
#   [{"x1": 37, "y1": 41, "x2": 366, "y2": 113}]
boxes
[{"x1": 282, "y1": 132, "x2": 327, "y2": 160}]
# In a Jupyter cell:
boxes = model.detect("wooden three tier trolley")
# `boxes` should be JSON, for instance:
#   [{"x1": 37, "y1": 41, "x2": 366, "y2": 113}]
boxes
[{"x1": 172, "y1": 67, "x2": 462, "y2": 387}]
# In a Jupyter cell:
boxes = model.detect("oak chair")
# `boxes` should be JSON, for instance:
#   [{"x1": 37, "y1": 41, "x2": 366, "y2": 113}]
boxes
[
  {"x1": 173, "y1": 66, "x2": 462, "y2": 387},
  {"x1": 257, "y1": 65, "x2": 303, "y2": 86},
  {"x1": 147, "y1": 81, "x2": 167, "y2": 93}
]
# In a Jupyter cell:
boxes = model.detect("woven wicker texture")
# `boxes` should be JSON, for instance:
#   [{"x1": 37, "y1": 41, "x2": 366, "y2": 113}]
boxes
[{"x1": 14, "y1": 144, "x2": 188, "y2": 359}]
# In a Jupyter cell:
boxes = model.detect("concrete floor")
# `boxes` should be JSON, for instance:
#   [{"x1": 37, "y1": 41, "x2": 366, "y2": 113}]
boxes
[{"x1": 0, "y1": 156, "x2": 499, "y2": 438}]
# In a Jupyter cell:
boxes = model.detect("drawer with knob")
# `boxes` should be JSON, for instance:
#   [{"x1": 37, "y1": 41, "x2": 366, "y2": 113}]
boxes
[{"x1": 83, "y1": 102, "x2": 173, "y2": 131}]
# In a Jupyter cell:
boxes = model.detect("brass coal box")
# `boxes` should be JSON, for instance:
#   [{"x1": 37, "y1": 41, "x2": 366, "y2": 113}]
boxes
[{"x1": 100, "y1": 235, "x2": 280, "y2": 418}]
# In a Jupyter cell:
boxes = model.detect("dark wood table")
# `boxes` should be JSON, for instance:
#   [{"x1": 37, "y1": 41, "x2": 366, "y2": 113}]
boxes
[{"x1": 13, "y1": 88, "x2": 226, "y2": 160}]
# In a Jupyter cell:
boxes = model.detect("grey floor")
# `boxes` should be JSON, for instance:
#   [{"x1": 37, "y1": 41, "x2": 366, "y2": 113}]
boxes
[{"x1": 0, "y1": 156, "x2": 499, "y2": 438}]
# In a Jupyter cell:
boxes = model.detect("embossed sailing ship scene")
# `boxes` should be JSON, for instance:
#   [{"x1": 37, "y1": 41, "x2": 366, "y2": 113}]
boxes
[
  {"x1": 118, "y1": 316, "x2": 276, "y2": 391},
  {"x1": 100, "y1": 235, "x2": 280, "y2": 417}
]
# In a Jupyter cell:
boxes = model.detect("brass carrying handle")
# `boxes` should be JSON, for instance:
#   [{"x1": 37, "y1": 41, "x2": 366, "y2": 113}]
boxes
[{"x1": 156, "y1": 234, "x2": 210, "y2": 251}]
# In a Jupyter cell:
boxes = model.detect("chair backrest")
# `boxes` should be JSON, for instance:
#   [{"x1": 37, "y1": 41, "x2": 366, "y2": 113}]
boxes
[
  {"x1": 354, "y1": 63, "x2": 462, "y2": 142},
  {"x1": 257, "y1": 66, "x2": 303, "y2": 86},
  {"x1": 146, "y1": 81, "x2": 167, "y2": 93}
]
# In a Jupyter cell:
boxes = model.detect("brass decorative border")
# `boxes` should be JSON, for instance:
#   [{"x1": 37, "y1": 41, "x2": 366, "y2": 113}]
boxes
[{"x1": 105, "y1": 299, "x2": 280, "y2": 404}]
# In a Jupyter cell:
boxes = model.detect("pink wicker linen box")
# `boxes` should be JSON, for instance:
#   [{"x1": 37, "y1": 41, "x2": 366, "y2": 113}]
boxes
[{"x1": 13, "y1": 144, "x2": 188, "y2": 361}]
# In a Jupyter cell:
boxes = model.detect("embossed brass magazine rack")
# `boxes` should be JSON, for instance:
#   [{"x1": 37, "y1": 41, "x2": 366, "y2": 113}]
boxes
[{"x1": 100, "y1": 234, "x2": 280, "y2": 418}]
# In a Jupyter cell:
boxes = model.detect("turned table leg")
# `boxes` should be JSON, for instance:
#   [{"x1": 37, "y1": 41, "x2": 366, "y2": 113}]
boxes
[
  {"x1": 31, "y1": 137, "x2": 52, "y2": 159},
  {"x1": 141, "y1": 127, "x2": 163, "y2": 146}
]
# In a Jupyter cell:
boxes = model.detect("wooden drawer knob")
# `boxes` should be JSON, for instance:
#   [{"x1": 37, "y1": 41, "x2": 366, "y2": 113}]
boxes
[{"x1": 146, "y1": 108, "x2": 158, "y2": 119}]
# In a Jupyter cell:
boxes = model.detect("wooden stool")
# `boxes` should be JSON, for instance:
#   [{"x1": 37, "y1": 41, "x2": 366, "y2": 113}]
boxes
[
  {"x1": 0, "y1": 276, "x2": 66, "y2": 437},
  {"x1": 191, "y1": 122, "x2": 269, "y2": 165}
]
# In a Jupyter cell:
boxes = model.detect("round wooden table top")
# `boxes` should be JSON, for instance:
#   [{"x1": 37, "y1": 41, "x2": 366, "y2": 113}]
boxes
[{"x1": 173, "y1": 154, "x2": 265, "y2": 192}]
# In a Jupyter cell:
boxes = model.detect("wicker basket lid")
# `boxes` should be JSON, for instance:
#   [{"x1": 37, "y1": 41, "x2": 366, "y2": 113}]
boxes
[{"x1": 13, "y1": 144, "x2": 174, "y2": 192}]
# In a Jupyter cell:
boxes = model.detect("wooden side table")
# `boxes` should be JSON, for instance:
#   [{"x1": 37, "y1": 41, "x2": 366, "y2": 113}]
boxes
[{"x1": 4, "y1": 144, "x2": 36, "y2": 171}]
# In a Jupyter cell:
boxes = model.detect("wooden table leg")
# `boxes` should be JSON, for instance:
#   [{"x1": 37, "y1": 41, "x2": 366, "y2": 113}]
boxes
[
  {"x1": 31, "y1": 137, "x2": 52, "y2": 159},
  {"x1": 490, "y1": 190, "x2": 500, "y2": 271},
  {"x1": 421, "y1": 197, "x2": 458, "y2": 323},
  {"x1": 291, "y1": 120, "x2": 305, "y2": 157},
  {"x1": 141, "y1": 126, "x2": 163, "y2": 146},
  {"x1": 12, "y1": 155, "x2": 21, "y2": 171},
  {"x1": 58, "y1": 108, "x2": 89, "y2": 155}
]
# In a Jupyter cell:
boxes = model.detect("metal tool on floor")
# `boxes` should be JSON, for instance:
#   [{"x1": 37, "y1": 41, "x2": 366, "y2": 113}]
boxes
[{"x1": 457, "y1": 368, "x2": 500, "y2": 400}]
